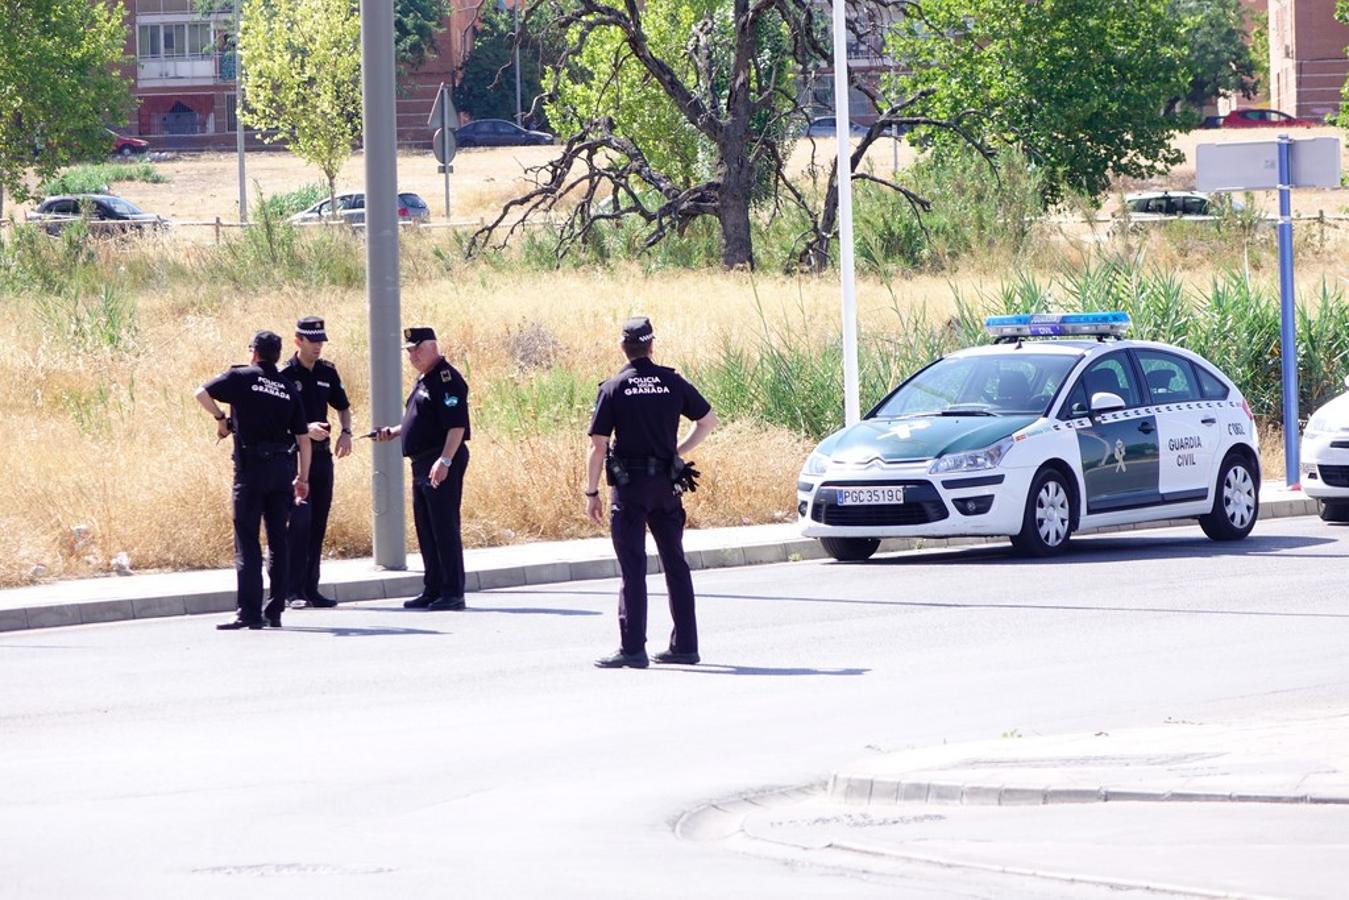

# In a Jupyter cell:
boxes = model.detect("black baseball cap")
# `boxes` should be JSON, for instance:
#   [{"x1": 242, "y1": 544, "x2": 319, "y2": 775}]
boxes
[
  {"x1": 621, "y1": 316, "x2": 654, "y2": 344},
  {"x1": 249, "y1": 330, "x2": 282, "y2": 356},
  {"x1": 403, "y1": 326, "x2": 436, "y2": 348},
  {"x1": 296, "y1": 316, "x2": 327, "y2": 342}
]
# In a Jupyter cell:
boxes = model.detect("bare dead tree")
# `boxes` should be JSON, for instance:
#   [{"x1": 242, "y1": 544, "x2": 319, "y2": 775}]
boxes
[{"x1": 466, "y1": 0, "x2": 988, "y2": 272}]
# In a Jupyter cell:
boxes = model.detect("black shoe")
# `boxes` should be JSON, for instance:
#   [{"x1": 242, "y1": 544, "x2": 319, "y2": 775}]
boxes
[
  {"x1": 652, "y1": 649, "x2": 700, "y2": 665},
  {"x1": 217, "y1": 619, "x2": 263, "y2": 631},
  {"x1": 593, "y1": 649, "x2": 649, "y2": 669},
  {"x1": 306, "y1": 593, "x2": 338, "y2": 608},
  {"x1": 403, "y1": 595, "x2": 434, "y2": 609},
  {"x1": 427, "y1": 595, "x2": 466, "y2": 611},
  {"x1": 263, "y1": 599, "x2": 285, "y2": 627}
]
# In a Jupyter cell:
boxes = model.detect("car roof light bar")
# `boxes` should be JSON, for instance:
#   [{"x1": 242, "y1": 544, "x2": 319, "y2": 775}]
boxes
[{"x1": 984, "y1": 311, "x2": 1131, "y2": 340}]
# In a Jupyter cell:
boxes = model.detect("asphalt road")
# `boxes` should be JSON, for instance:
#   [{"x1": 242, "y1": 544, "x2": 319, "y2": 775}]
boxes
[{"x1": 2, "y1": 518, "x2": 1347, "y2": 898}]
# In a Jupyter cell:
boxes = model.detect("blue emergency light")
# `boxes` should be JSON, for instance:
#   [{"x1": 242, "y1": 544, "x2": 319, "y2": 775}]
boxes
[{"x1": 984, "y1": 311, "x2": 1131, "y2": 340}]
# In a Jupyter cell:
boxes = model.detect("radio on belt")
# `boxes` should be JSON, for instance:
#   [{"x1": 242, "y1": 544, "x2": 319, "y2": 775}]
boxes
[{"x1": 984, "y1": 311, "x2": 1131, "y2": 340}]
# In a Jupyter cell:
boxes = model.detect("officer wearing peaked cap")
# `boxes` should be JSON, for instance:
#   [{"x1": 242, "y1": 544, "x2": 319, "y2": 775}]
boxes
[
  {"x1": 586, "y1": 317, "x2": 718, "y2": 669},
  {"x1": 278, "y1": 316, "x2": 352, "y2": 609},
  {"x1": 195, "y1": 330, "x2": 312, "y2": 630},
  {"x1": 373, "y1": 326, "x2": 472, "y2": 611}
]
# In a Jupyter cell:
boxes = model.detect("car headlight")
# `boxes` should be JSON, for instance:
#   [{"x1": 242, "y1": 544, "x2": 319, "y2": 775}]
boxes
[
  {"x1": 928, "y1": 437, "x2": 1014, "y2": 475},
  {"x1": 1307, "y1": 412, "x2": 1331, "y2": 435},
  {"x1": 801, "y1": 451, "x2": 831, "y2": 477}
]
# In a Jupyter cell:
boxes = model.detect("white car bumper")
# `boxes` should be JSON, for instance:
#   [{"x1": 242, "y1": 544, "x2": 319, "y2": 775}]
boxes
[
  {"x1": 798, "y1": 464, "x2": 1035, "y2": 539},
  {"x1": 1300, "y1": 431, "x2": 1349, "y2": 500}
]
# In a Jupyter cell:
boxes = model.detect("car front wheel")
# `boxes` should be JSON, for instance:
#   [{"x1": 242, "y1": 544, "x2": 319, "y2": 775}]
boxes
[
  {"x1": 820, "y1": 537, "x2": 880, "y2": 562},
  {"x1": 1199, "y1": 453, "x2": 1259, "y2": 540},
  {"x1": 1011, "y1": 468, "x2": 1073, "y2": 557},
  {"x1": 1319, "y1": 500, "x2": 1349, "y2": 523}
]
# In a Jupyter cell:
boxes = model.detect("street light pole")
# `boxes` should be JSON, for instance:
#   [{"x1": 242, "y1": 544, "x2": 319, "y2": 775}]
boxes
[
  {"x1": 235, "y1": 4, "x2": 247, "y2": 223},
  {"x1": 361, "y1": 0, "x2": 407, "y2": 569},
  {"x1": 513, "y1": 0, "x2": 522, "y2": 127},
  {"x1": 830, "y1": 0, "x2": 860, "y2": 426}
]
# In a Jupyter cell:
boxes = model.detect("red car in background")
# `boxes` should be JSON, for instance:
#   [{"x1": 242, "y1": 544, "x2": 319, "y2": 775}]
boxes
[
  {"x1": 1220, "y1": 108, "x2": 1321, "y2": 128},
  {"x1": 107, "y1": 129, "x2": 149, "y2": 157}
]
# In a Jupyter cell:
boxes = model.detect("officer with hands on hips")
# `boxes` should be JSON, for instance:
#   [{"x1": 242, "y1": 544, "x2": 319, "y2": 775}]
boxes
[
  {"x1": 278, "y1": 316, "x2": 352, "y2": 609},
  {"x1": 372, "y1": 327, "x2": 471, "y2": 611},
  {"x1": 195, "y1": 330, "x2": 312, "y2": 631},
  {"x1": 586, "y1": 316, "x2": 718, "y2": 669}
]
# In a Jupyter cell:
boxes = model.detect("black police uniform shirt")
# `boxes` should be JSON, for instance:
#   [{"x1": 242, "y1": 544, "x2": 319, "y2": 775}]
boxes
[
  {"x1": 279, "y1": 355, "x2": 351, "y2": 441},
  {"x1": 204, "y1": 363, "x2": 307, "y2": 450},
  {"x1": 400, "y1": 356, "x2": 471, "y2": 458},
  {"x1": 588, "y1": 357, "x2": 711, "y2": 459}
]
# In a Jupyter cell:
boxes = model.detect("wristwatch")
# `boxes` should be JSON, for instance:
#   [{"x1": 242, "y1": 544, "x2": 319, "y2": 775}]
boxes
[
  {"x1": 584, "y1": 489, "x2": 599, "y2": 497},
  {"x1": 438, "y1": 456, "x2": 453, "y2": 468},
  {"x1": 341, "y1": 428, "x2": 352, "y2": 435},
  {"x1": 213, "y1": 412, "x2": 227, "y2": 421}
]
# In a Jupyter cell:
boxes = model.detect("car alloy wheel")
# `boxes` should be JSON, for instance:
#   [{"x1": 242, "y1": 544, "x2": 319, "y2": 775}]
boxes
[
  {"x1": 1221, "y1": 463, "x2": 1256, "y2": 530},
  {"x1": 1035, "y1": 480, "x2": 1070, "y2": 547}
]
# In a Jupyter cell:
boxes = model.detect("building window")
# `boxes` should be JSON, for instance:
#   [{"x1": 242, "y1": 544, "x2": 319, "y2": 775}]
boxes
[{"x1": 137, "y1": 22, "x2": 214, "y2": 60}]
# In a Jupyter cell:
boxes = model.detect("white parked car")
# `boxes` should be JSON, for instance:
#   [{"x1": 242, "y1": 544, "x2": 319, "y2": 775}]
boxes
[
  {"x1": 798, "y1": 312, "x2": 1262, "y2": 560},
  {"x1": 1121, "y1": 190, "x2": 1244, "y2": 221},
  {"x1": 1299, "y1": 376, "x2": 1349, "y2": 522}
]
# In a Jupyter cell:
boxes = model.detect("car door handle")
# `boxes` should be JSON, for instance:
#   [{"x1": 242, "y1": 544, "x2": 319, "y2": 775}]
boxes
[
  {"x1": 1201, "y1": 416, "x2": 1217, "y2": 425},
  {"x1": 1138, "y1": 420, "x2": 1155, "y2": 434}
]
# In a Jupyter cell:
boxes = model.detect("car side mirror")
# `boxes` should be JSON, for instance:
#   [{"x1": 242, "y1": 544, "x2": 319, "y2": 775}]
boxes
[{"x1": 1090, "y1": 391, "x2": 1126, "y2": 415}]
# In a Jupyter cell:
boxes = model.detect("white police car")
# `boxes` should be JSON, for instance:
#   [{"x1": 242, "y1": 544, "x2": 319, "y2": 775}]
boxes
[
  {"x1": 798, "y1": 313, "x2": 1262, "y2": 559},
  {"x1": 1299, "y1": 375, "x2": 1349, "y2": 522}
]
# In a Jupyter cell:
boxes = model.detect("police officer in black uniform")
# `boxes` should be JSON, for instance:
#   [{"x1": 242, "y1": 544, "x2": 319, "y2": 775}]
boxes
[
  {"x1": 195, "y1": 330, "x2": 312, "y2": 630},
  {"x1": 586, "y1": 317, "x2": 718, "y2": 669},
  {"x1": 278, "y1": 316, "x2": 353, "y2": 609},
  {"x1": 373, "y1": 327, "x2": 471, "y2": 611}
]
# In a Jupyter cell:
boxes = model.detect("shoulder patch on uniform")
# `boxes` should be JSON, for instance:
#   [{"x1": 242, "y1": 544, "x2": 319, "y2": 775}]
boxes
[
  {"x1": 294, "y1": 382, "x2": 302, "y2": 391},
  {"x1": 440, "y1": 369, "x2": 452, "y2": 383},
  {"x1": 444, "y1": 394, "x2": 459, "y2": 407}
]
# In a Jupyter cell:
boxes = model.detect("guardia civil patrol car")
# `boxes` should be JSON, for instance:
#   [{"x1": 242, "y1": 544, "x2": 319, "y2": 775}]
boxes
[
  {"x1": 798, "y1": 312, "x2": 1261, "y2": 560},
  {"x1": 1300, "y1": 375, "x2": 1349, "y2": 522}
]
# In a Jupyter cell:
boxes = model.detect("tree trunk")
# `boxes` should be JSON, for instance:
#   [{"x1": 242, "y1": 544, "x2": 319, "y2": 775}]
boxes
[{"x1": 717, "y1": 142, "x2": 756, "y2": 270}]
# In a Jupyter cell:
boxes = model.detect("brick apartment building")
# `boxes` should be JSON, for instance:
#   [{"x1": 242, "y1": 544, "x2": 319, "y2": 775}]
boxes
[
  {"x1": 121, "y1": 0, "x2": 493, "y2": 148},
  {"x1": 1269, "y1": 0, "x2": 1349, "y2": 120}
]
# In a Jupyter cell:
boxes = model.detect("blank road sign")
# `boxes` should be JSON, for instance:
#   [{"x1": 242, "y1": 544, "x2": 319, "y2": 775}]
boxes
[{"x1": 1196, "y1": 137, "x2": 1341, "y2": 191}]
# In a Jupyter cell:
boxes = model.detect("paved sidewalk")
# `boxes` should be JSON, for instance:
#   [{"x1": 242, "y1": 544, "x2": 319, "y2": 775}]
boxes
[
  {"x1": 682, "y1": 711, "x2": 1349, "y2": 898},
  {"x1": 0, "y1": 487, "x2": 1318, "y2": 632}
]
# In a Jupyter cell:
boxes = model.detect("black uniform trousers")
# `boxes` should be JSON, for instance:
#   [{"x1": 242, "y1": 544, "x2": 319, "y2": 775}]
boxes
[
  {"x1": 411, "y1": 445, "x2": 469, "y2": 600},
  {"x1": 286, "y1": 444, "x2": 332, "y2": 600},
  {"x1": 232, "y1": 451, "x2": 295, "y2": 624},
  {"x1": 610, "y1": 472, "x2": 698, "y2": 655}
]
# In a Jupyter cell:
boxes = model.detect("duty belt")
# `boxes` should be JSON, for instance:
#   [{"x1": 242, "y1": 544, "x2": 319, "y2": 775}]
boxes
[
  {"x1": 616, "y1": 456, "x2": 672, "y2": 477},
  {"x1": 240, "y1": 441, "x2": 296, "y2": 458}
]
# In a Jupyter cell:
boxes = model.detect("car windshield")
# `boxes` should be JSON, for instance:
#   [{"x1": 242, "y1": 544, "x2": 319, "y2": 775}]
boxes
[
  {"x1": 872, "y1": 353, "x2": 1080, "y2": 418},
  {"x1": 103, "y1": 198, "x2": 142, "y2": 216}
]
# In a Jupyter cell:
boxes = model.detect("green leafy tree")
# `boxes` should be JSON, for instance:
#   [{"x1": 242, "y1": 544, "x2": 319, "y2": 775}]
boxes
[
  {"x1": 1169, "y1": 0, "x2": 1258, "y2": 114},
  {"x1": 239, "y1": 0, "x2": 362, "y2": 212},
  {"x1": 454, "y1": 2, "x2": 555, "y2": 128},
  {"x1": 888, "y1": 0, "x2": 1191, "y2": 204},
  {"x1": 0, "y1": 0, "x2": 133, "y2": 211},
  {"x1": 396, "y1": 0, "x2": 451, "y2": 75}
]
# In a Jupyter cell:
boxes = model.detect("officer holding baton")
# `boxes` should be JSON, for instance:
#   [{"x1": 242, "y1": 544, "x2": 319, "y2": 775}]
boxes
[{"x1": 373, "y1": 327, "x2": 471, "y2": 611}]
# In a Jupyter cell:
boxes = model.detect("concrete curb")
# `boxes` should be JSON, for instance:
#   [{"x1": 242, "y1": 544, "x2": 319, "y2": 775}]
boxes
[
  {"x1": 676, "y1": 784, "x2": 1247, "y2": 899},
  {"x1": 0, "y1": 492, "x2": 1320, "y2": 633},
  {"x1": 826, "y1": 774, "x2": 1349, "y2": 808}
]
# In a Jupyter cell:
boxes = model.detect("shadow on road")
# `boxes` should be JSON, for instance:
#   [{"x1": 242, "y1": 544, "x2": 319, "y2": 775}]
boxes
[
  {"x1": 655, "y1": 664, "x2": 869, "y2": 677},
  {"x1": 321, "y1": 604, "x2": 601, "y2": 617},
  {"x1": 847, "y1": 533, "x2": 1337, "y2": 567},
  {"x1": 274, "y1": 624, "x2": 447, "y2": 637}
]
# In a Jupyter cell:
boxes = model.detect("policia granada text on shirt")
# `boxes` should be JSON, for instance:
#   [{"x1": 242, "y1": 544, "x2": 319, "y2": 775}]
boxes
[
  {"x1": 373, "y1": 327, "x2": 471, "y2": 611},
  {"x1": 194, "y1": 330, "x2": 312, "y2": 631},
  {"x1": 585, "y1": 316, "x2": 718, "y2": 670}
]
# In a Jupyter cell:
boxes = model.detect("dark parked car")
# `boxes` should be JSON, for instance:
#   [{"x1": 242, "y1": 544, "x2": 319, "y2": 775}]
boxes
[
  {"x1": 1220, "y1": 108, "x2": 1321, "y2": 129},
  {"x1": 453, "y1": 119, "x2": 554, "y2": 148},
  {"x1": 290, "y1": 191, "x2": 431, "y2": 225},
  {"x1": 27, "y1": 194, "x2": 166, "y2": 236},
  {"x1": 107, "y1": 128, "x2": 149, "y2": 157}
]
